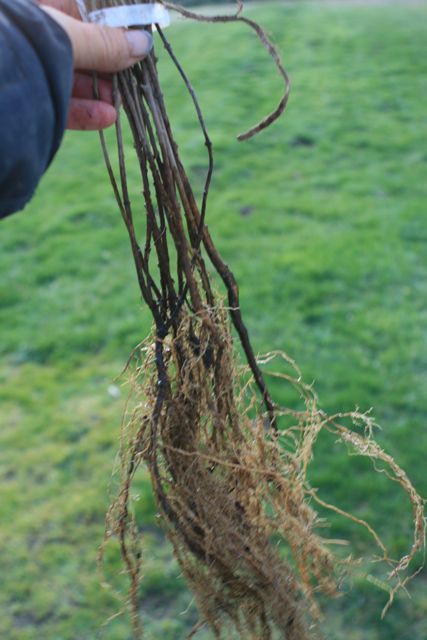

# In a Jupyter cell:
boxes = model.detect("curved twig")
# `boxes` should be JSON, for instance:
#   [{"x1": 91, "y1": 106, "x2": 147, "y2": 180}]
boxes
[{"x1": 161, "y1": 1, "x2": 291, "y2": 141}]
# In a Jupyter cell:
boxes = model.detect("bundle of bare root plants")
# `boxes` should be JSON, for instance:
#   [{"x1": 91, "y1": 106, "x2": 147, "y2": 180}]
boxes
[{"x1": 80, "y1": 1, "x2": 425, "y2": 637}]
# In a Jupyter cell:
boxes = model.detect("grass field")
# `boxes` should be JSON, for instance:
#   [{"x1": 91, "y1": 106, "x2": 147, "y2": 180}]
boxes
[{"x1": 1, "y1": 1, "x2": 427, "y2": 638}]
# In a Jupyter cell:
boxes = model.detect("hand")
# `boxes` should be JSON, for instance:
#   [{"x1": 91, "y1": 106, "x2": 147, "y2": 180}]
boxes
[{"x1": 40, "y1": 0, "x2": 153, "y2": 130}]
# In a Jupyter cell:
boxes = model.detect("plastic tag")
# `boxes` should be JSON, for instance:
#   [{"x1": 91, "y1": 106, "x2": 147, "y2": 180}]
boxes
[{"x1": 87, "y1": 3, "x2": 170, "y2": 28}]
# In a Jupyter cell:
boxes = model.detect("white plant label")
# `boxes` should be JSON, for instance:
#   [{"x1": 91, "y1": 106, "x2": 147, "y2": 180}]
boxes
[{"x1": 87, "y1": 3, "x2": 171, "y2": 28}]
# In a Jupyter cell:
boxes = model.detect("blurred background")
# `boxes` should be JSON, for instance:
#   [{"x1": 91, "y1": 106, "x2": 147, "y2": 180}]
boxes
[{"x1": 1, "y1": 1, "x2": 426, "y2": 638}]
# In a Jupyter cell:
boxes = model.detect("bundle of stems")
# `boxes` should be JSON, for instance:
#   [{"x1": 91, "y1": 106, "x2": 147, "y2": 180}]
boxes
[{"x1": 80, "y1": 2, "x2": 425, "y2": 638}]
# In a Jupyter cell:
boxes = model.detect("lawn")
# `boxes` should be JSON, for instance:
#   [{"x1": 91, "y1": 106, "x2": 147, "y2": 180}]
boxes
[{"x1": 1, "y1": 1, "x2": 427, "y2": 638}]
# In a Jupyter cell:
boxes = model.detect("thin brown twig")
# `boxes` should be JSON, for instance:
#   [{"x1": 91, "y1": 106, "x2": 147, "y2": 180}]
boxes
[{"x1": 161, "y1": 0, "x2": 291, "y2": 141}]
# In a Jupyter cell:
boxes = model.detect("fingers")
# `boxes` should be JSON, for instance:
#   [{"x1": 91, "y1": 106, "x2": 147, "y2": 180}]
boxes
[
  {"x1": 67, "y1": 98, "x2": 117, "y2": 130},
  {"x1": 40, "y1": 3, "x2": 152, "y2": 131},
  {"x1": 68, "y1": 74, "x2": 119, "y2": 130},
  {"x1": 72, "y1": 72, "x2": 114, "y2": 105},
  {"x1": 42, "y1": 7, "x2": 153, "y2": 72}
]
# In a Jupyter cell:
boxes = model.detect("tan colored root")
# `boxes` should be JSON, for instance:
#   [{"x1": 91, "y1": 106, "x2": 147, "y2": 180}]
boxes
[
  {"x1": 81, "y1": 1, "x2": 426, "y2": 636},
  {"x1": 103, "y1": 302, "x2": 425, "y2": 639}
]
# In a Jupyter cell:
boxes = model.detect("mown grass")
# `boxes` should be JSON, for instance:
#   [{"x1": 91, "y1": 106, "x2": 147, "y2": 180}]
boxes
[{"x1": 1, "y1": 1, "x2": 427, "y2": 638}]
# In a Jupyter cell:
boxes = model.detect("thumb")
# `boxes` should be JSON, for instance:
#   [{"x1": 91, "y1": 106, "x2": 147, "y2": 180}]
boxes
[{"x1": 42, "y1": 7, "x2": 153, "y2": 72}]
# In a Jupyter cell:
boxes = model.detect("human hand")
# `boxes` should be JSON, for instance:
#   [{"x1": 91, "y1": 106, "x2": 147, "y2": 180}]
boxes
[{"x1": 40, "y1": 0, "x2": 153, "y2": 130}]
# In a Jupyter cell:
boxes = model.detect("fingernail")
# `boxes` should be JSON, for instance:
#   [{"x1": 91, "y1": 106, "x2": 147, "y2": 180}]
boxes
[{"x1": 125, "y1": 30, "x2": 153, "y2": 58}]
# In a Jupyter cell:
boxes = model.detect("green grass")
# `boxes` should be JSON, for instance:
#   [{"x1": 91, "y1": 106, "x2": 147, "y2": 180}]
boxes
[{"x1": 1, "y1": 1, "x2": 427, "y2": 638}]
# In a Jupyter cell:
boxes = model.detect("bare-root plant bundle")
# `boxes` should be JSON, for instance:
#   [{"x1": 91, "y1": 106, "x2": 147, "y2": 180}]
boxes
[{"x1": 79, "y1": 1, "x2": 425, "y2": 638}]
